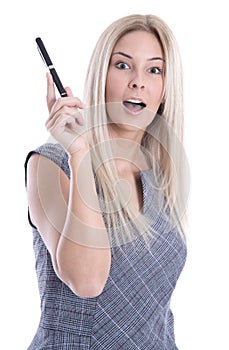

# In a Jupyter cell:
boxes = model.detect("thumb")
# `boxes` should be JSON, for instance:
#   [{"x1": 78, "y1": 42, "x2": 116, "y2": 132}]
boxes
[{"x1": 65, "y1": 87, "x2": 73, "y2": 97}]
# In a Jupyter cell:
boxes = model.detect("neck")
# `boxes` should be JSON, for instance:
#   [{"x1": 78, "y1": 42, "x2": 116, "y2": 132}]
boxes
[
  {"x1": 108, "y1": 123, "x2": 145, "y2": 145},
  {"x1": 108, "y1": 137, "x2": 149, "y2": 173}
]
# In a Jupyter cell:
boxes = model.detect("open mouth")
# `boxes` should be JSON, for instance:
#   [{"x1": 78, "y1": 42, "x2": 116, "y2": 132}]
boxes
[{"x1": 123, "y1": 99, "x2": 146, "y2": 113}]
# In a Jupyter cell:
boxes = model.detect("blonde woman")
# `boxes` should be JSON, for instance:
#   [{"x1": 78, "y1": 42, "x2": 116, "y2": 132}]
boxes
[{"x1": 25, "y1": 13, "x2": 189, "y2": 349}]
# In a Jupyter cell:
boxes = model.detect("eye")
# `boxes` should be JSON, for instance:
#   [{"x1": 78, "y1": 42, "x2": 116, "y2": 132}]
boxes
[
  {"x1": 149, "y1": 66, "x2": 163, "y2": 74},
  {"x1": 115, "y1": 61, "x2": 130, "y2": 70}
]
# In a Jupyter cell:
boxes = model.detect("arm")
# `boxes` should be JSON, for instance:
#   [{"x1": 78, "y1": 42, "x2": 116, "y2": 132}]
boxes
[{"x1": 26, "y1": 75, "x2": 111, "y2": 298}]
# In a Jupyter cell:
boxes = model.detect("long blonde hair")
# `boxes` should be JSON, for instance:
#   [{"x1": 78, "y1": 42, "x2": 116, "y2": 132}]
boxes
[{"x1": 83, "y1": 14, "x2": 189, "y2": 245}]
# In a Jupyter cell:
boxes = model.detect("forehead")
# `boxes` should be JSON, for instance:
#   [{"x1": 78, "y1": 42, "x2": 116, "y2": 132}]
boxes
[{"x1": 113, "y1": 30, "x2": 163, "y2": 58}]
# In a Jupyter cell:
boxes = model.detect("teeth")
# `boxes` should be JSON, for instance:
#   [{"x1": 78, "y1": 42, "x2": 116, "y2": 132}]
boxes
[
  {"x1": 123, "y1": 99, "x2": 146, "y2": 112},
  {"x1": 127, "y1": 99, "x2": 143, "y2": 104},
  {"x1": 124, "y1": 99, "x2": 146, "y2": 108}
]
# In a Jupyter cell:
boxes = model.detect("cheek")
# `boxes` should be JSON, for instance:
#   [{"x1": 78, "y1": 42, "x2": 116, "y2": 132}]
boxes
[
  {"x1": 105, "y1": 71, "x2": 115, "y2": 102},
  {"x1": 149, "y1": 81, "x2": 164, "y2": 106},
  {"x1": 105, "y1": 71, "x2": 124, "y2": 102}
]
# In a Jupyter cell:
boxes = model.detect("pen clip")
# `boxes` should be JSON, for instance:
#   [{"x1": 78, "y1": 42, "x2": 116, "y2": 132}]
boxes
[
  {"x1": 35, "y1": 37, "x2": 53, "y2": 68},
  {"x1": 36, "y1": 45, "x2": 48, "y2": 68}
]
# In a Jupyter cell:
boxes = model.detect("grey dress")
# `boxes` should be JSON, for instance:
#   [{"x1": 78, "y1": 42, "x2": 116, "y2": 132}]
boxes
[{"x1": 25, "y1": 143, "x2": 186, "y2": 349}]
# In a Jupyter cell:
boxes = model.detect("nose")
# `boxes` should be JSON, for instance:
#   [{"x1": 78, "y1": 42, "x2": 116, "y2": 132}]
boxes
[{"x1": 129, "y1": 73, "x2": 145, "y2": 89}]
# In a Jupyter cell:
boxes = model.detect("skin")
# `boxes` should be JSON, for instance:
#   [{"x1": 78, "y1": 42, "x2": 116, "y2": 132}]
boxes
[
  {"x1": 26, "y1": 30, "x2": 165, "y2": 298},
  {"x1": 105, "y1": 30, "x2": 165, "y2": 211},
  {"x1": 106, "y1": 30, "x2": 165, "y2": 143}
]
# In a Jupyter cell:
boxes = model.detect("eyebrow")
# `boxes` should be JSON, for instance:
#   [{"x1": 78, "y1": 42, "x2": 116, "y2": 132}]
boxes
[{"x1": 112, "y1": 51, "x2": 165, "y2": 62}]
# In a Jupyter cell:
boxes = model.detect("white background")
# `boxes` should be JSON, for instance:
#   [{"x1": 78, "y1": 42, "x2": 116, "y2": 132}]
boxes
[{"x1": 1, "y1": 1, "x2": 229, "y2": 349}]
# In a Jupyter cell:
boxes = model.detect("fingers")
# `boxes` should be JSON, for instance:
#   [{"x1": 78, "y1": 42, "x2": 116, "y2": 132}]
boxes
[
  {"x1": 46, "y1": 106, "x2": 85, "y2": 131},
  {"x1": 46, "y1": 72, "x2": 56, "y2": 113},
  {"x1": 46, "y1": 71, "x2": 85, "y2": 111},
  {"x1": 65, "y1": 86, "x2": 73, "y2": 97},
  {"x1": 48, "y1": 94, "x2": 85, "y2": 121},
  {"x1": 45, "y1": 72, "x2": 86, "y2": 137}
]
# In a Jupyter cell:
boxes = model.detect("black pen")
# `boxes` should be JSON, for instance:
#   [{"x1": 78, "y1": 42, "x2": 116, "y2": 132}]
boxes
[{"x1": 35, "y1": 37, "x2": 67, "y2": 97}]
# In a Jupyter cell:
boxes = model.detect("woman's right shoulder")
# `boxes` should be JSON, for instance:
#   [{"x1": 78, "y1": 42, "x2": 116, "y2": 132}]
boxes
[{"x1": 25, "y1": 142, "x2": 70, "y2": 181}]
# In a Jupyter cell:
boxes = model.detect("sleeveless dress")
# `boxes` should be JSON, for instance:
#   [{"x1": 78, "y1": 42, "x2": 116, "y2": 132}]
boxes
[{"x1": 25, "y1": 142, "x2": 187, "y2": 349}]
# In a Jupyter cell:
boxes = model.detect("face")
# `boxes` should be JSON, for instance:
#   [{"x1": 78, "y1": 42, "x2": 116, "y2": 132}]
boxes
[{"x1": 105, "y1": 30, "x2": 165, "y2": 136}]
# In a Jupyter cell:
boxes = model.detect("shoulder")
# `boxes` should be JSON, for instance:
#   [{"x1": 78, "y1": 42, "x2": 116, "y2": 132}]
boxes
[
  {"x1": 25, "y1": 143, "x2": 70, "y2": 183},
  {"x1": 25, "y1": 143, "x2": 70, "y2": 230}
]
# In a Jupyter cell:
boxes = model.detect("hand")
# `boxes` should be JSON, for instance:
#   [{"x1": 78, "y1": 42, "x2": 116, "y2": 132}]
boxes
[{"x1": 45, "y1": 72, "x2": 88, "y2": 156}]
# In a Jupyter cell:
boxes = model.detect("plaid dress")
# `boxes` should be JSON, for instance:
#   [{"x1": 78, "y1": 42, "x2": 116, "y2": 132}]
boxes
[{"x1": 25, "y1": 143, "x2": 186, "y2": 349}]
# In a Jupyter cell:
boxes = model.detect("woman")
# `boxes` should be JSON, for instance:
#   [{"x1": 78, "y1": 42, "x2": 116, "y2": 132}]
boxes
[{"x1": 25, "y1": 13, "x2": 188, "y2": 349}]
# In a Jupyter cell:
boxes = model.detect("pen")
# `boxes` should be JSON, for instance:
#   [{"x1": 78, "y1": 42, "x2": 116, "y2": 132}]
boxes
[{"x1": 35, "y1": 37, "x2": 67, "y2": 97}]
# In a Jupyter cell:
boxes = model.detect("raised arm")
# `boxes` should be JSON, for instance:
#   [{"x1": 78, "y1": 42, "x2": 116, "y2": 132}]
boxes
[{"x1": 26, "y1": 74, "x2": 111, "y2": 298}]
